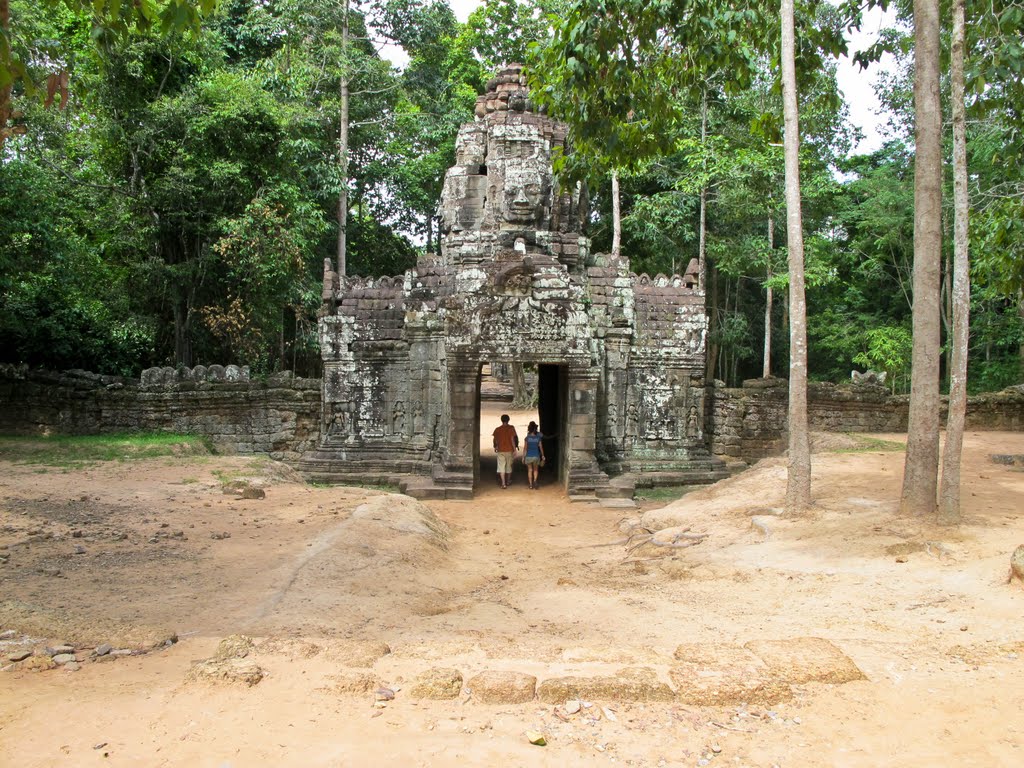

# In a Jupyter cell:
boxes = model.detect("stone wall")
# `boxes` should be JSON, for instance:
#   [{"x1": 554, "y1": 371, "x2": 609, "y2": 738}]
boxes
[
  {"x1": 3, "y1": 366, "x2": 1022, "y2": 472},
  {"x1": 708, "y1": 378, "x2": 1024, "y2": 465},
  {"x1": 0, "y1": 366, "x2": 321, "y2": 462}
]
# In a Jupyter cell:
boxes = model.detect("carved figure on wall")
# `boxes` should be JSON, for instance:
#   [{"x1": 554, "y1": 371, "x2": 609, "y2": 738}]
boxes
[
  {"x1": 392, "y1": 401, "x2": 406, "y2": 435},
  {"x1": 413, "y1": 407, "x2": 425, "y2": 435},
  {"x1": 328, "y1": 407, "x2": 348, "y2": 436},
  {"x1": 626, "y1": 402, "x2": 640, "y2": 443},
  {"x1": 686, "y1": 405, "x2": 700, "y2": 438}
]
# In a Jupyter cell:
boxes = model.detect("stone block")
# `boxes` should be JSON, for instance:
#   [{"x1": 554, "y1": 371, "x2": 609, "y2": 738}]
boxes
[
  {"x1": 466, "y1": 670, "x2": 537, "y2": 704},
  {"x1": 670, "y1": 643, "x2": 791, "y2": 706},
  {"x1": 537, "y1": 667, "x2": 674, "y2": 703},
  {"x1": 410, "y1": 667, "x2": 463, "y2": 699},
  {"x1": 744, "y1": 637, "x2": 865, "y2": 685}
]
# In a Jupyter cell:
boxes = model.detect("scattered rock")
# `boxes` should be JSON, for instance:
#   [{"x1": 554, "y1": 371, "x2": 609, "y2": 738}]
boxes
[
  {"x1": 63, "y1": 661, "x2": 81, "y2": 672},
  {"x1": 212, "y1": 634, "x2": 254, "y2": 661},
  {"x1": 410, "y1": 667, "x2": 463, "y2": 700},
  {"x1": 241, "y1": 487, "x2": 266, "y2": 500},
  {"x1": 95, "y1": 643, "x2": 113, "y2": 657},
  {"x1": 526, "y1": 730, "x2": 547, "y2": 746},
  {"x1": 20, "y1": 656, "x2": 56, "y2": 672},
  {"x1": 564, "y1": 700, "x2": 581, "y2": 715},
  {"x1": 38, "y1": 568, "x2": 61, "y2": 577},
  {"x1": 73, "y1": 545, "x2": 86, "y2": 555},
  {"x1": 325, "y1": 672, "x2": 380, "y2": 695},
  {"x1": 375, "y1": 687, "x2": 396, "y2": 701},
  {"x1": 49, "y1": 645, "x2": 74, "y2": 655},
  {"x1": 52, "y1": 654, "x2": 76, "y2": 665},
  {"x1": 0, "y1": 630, "x2": 16, "y2": 640},
  {"x1": 465, "y1": 670, "x2": 537, "y2": 704},
  {"x1": 1010, "y1": 545, "x2": 1024, "y2": 585},
  {"x1": 186, "y1": 659, "x2": 264, "y2": 687},
  {"x1": 7, "y1": 650, "x2": 31, "y2": 662},
  {"x1": 210, "y1": 532, "x2": 231, "y2": 540},
  {"x1": 325, "y1": 640, "x2": 391, "y2": 668},
  {"x1": 256, "y1": 638, "x2": 322, "y2": 659}
]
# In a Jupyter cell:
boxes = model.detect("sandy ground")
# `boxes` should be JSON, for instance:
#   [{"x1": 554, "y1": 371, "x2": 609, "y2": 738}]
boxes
[{"x1": 1, "y1": 403, "x2": 1022, "y2": 767}]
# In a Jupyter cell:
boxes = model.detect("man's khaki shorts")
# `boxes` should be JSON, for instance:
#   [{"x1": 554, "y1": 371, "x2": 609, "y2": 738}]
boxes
[{"x1": 497, "y1": 452, "x2": 514, "y2": 473}]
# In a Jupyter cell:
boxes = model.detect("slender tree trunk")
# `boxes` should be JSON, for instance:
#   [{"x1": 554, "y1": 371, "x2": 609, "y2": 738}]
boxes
[
  {"x1": 900, "y1": 0, "x2": 943, "y2": 516},
  {"x1": 939, "y1": 0, "x2": 970, "y2": 526},
  {"x1": 706, "y1": 262, "x2": 719, "y2": 382},
  {"x1": 172, "y1": 298, "x2": 192, "y2": 368},
  {"x1": 764, "y1": 216, "x2": 774, "y2": 378},
  {"x1": 698, "y1": 89, "x2": 708, "y2": 291},
  {"x1": 511, "y1": 362, "x2": 531, "y2": 409},
  {"x1": 336, "y1": 0, "x2": 350, "y2": 278},
  {"x1": 0, "y1": 0, "x2": 10, "y2": 153},
  {"x1": 781, "y1": 0, "x2": 811, "y2": 513},
  {"x1": 611, "y1": 169, "x2": 622, "y2": 257},
  {"x1": 942, "y1": 251, "x2": 952, "y2": 385}
]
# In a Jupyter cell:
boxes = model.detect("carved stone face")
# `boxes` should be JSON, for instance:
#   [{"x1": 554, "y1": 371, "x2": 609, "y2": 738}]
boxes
[{"x1": 499, "y1": 168, "x2": 544, "y2": 225}]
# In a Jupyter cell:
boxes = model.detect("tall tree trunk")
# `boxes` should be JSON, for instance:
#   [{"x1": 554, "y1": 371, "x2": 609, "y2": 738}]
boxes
[
  {"x1": 511, "y1": 362, "x2": 531, "y2": 409},
  {"x1": 781, "y1": 0, "x2": 811, "y2": 513},
  {"x1": 611, "y1": 169, "x2": 622, "y2": 257},
  {"x1": 698, "y1": 89, "x2": 708, "y2": 291},
  {"x1": 172, "y1": 297, "x2": 192, "y2": 368},
  {"x1": 763, "y1": 216, "x2": 774, "y2": 378},
  {"x1": 706, "y1": 262, "x2": 719, "y2": 382},
  {"x1": 939, "y1": 0, "x2": 970, "y2": 526},
  {"x1": 336, "y1": 0, "x2": 350, "y2": 278},
  {"x1": 0, "y1": 0, "x2": 10, "y2": 152},
  {"x1": 900, "y1": 0, "x2": 943, "y2": 517}
]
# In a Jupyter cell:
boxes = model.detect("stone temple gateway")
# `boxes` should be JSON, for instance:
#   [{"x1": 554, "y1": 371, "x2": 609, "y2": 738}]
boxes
[{"x1": 300, "y1": 66, "x2": 727, "y2": 499}]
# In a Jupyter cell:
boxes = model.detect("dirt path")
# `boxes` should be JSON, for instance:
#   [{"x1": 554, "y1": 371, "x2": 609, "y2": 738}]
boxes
[{"x1": 1, "y1": 420, "x2": 1023, "y2": 767}]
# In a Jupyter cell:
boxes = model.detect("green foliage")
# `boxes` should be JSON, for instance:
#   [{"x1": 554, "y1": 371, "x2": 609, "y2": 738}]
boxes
[{"x1": 852, "y1": 325, "x2": 913, "y2": 393}]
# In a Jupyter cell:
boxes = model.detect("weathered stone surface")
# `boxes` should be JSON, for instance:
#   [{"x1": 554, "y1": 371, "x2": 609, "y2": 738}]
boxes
[
  {"x1": 410, "y1": 667, "x2": 463, "y2": 699},
  {"x1": 466, "y1": 670, "x2": 537, "y2": 704},
  {"x1": 1010, "y1": 545, "x2": 1024, "y2": 584},
  {"x1": 19, "y1": 655, "x2": 56, "y2": 672},
  {"x1": 670, "y1": 643, "x2": 791, "y2": 705},
  {"x1": 324, "y1": 640, "x2": 391, "y2": 668},
  {"x1": 186, "y1": 659, "x2": 264, "y2": 687},
  {"x1": 256, "y1": 638, "x2": 322, "y2": 659},
  {"x1": 744, "y1": 637, "x2": 865, "y2": 685},
  {"x1": 537, "y1": 667, "x2": 675, "y2": 704},
  {"x1": 326, "y1": 671, "x2": 380, "y2": 695},
  {"x1": 212, "y1": 634, "x2": 254, "y2": 661},
  {"x1": 349, "y1": 495, "x2": 450, "y2": 548}
]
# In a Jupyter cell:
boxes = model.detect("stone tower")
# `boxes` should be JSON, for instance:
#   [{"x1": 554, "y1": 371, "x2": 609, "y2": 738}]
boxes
[{"x1": 300, "y1": 65, "x2": 726, "y2": 498}]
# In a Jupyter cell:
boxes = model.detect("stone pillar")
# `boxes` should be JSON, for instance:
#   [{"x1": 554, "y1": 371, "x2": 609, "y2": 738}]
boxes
[
  {"x1": 443, "y1": 357, "x2": 480, "y2": 479},
  {"x1": 564, "y1": 365, "x2": 609, "y2": 496}
]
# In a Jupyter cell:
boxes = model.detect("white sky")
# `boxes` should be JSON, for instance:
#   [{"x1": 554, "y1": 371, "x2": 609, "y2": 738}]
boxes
[{"x1": 383, "y1": 1, "x2": 896, "y2": 157}]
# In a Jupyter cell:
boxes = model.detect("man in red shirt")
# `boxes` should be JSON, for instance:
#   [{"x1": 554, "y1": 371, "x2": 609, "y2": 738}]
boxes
[{"x1": 492, "y1": 414, "x2": 520, "y2": 488}]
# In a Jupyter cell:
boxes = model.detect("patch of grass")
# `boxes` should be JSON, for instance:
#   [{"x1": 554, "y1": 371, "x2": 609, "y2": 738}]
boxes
[
  {"x1": 635, "y1": 485, "x2": 697, "y2": 503},
  {"x1": 0, "y1": 433, "x2": 210, "y2": 468},
  {"x1": 835, "y1": 435, "x2": 906, "y2": 453}
]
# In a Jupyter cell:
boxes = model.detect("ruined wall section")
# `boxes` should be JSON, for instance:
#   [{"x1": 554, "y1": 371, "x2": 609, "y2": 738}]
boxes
[
  {"x1": 0, "y1": 366, "x2": 320, "y2": 461},
  {"x1": 310, "y1": 273, "x2": 445, "y2": 478},
  {"x1": 708, "y1": 380, "x2": 1024, "y2": 465},
  {"x1": 593, "y1": 270, "x2": 715, "y2": 476}
]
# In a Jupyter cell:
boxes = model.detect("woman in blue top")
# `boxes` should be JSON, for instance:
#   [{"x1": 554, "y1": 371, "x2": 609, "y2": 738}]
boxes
[{"x1": 523, "y1": 421, "x2": 545, "y2": 490}]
